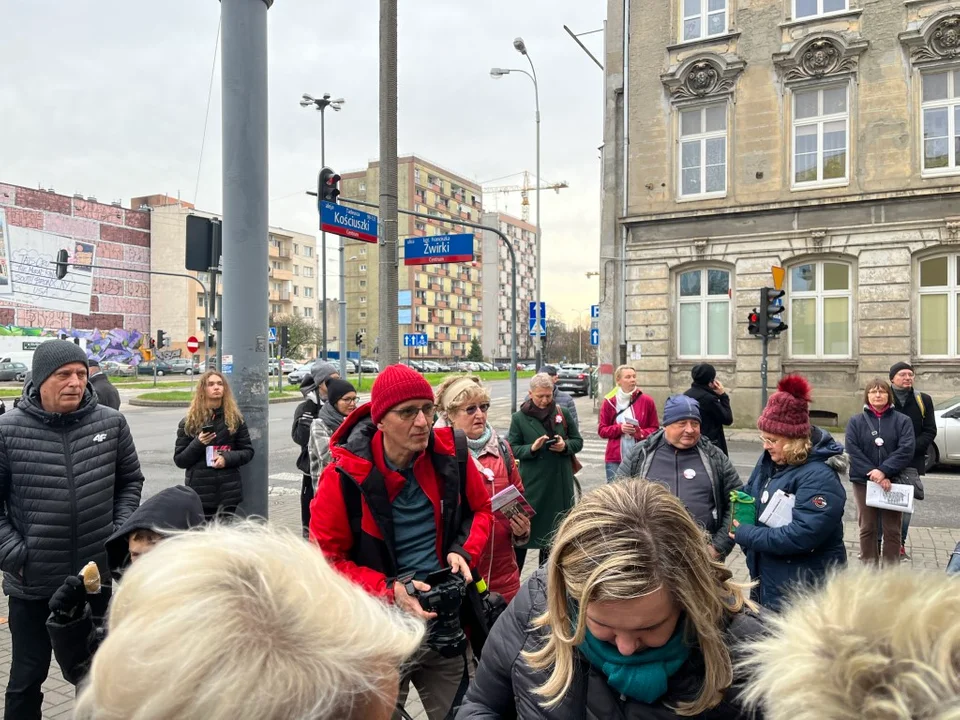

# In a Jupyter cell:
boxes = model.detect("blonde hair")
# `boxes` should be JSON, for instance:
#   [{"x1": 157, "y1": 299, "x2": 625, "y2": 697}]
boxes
[
  {"x1": 435, "y1": 375, "x2": 489, "y2": 416},
  {"x1": 614, "y1": 364, "x2": 636, "y2": 382},
  {"x1": 524, "y1": 480, "x2": 754, "y2": 715},
  {"x1": 781, "y1": 436, "x2": 813, "y2": 466},
  {"x1": 740, "y1": 568, "x2": 960, "y2": 720},
  {"x1": 75, "y1": 522, "x2": 425, "y2": 720},
  {"x1": 184, "y1": 371, "x2": 243, "y2": 436}
]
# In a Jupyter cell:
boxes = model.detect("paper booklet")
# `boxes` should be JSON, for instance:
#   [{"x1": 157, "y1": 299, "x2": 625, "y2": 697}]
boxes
[
  {"x1": 758, "y1": 489, "x2": 795, "y2": 528},
  {"x1": 206, "y1": 445, "x2": 230, "y2": 468},
  {"x1": 865, "y1": 481, "x2": 915, "y2": 514},
  {"x1": 490, "y1": 484, "x2": 536, "y2": 520}
]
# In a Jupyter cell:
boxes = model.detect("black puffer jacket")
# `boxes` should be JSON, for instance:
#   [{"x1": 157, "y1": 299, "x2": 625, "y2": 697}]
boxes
[
  {"x1": 89, "y1": 371, "x2": 121, "y2": 411},
  {"x1": 0, "y1": 383, "x2": 144, "y2": 601},
  {"x1": 458, "y1": 570, "x2": 765, "y2": 720},
  {"x1": 174, "y1": 407, "x2": 254, "y2": 513}
]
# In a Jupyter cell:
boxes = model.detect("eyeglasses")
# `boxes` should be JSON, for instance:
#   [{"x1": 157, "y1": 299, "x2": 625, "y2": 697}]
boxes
[
  {"x1": 391, "y1": 403, "x2": 436, "y2": 422},
  {"x1": 340, "y1": 396, "x2": 358, "y2": 405},
  {"x1": 759, "y1": 435, "x2": 778, "y2": 446},
  {"x1": 462, "y1": 403, "x2": 490, "y2": 416}
]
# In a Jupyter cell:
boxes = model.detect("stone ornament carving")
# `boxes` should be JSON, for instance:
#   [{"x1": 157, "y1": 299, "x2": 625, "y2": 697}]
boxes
[
  {"x1": 774, "y1": 35, "x2": 866, "y2": 83},
  {"x1": 661, "y1": 54, "x2": 745, "y2": 105},
  {"x1": 680, "y1": 61, "x2": 733, "y2": 100},
  {"x1": 693, "y1": 237, "x2": 709, "y2": 256},
  {"x1": 945, "y1": 220, "x2": 960, "y2": 244},
  {"x1": 910, "y1": 15, "x2": 960, "y2": 63},
  {"x1": 810, "y1": 229, "x2": 827, "y2": 249}
]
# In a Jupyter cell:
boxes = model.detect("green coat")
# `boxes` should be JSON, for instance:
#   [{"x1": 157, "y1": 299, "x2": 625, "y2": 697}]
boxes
[{"x1": 507, "y1": 406, "x2": 584, "y2": 549}]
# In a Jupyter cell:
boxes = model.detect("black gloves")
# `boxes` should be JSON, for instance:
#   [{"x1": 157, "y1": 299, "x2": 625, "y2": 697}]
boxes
[{"x1": 49, "y1": 575, "x2": 87, "y2": 620}]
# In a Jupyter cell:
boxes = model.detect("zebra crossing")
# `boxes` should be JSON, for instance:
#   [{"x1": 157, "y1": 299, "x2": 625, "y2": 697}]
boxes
[{"x1": 574, "y1": 433, "x2": 608, "y2": 470}]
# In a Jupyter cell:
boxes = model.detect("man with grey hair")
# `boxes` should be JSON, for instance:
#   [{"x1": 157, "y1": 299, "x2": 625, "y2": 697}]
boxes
[{"x1": 292, "y1": 362, "x2": 340, "y2": 537}]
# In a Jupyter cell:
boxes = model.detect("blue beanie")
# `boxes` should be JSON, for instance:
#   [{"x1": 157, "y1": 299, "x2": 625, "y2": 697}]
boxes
[{"x1": 663, "y1": 395, "x2": 701, "y2": 426}]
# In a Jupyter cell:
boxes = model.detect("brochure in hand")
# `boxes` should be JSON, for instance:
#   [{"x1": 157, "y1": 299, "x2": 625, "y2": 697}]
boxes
[
  {"x1": 206, "y1": 445, "x2": 230, "y2": 468},
  {"x1": 490, "y1": 484, "x2": 536, "y2": 521}
]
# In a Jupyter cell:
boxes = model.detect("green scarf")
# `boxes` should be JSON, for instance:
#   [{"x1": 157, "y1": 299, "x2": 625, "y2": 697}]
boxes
[
  {"x1": 578, "y1": 626, "x2": 690, "y2": 704},
  {"x1": 466, "y1": 424, "x2": 493, "y2": 459}
]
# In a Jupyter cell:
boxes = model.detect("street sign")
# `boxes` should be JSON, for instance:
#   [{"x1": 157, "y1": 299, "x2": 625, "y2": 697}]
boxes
[
  {"x1": 590, "y1": 328, "x2": 599, "y2": 346},
  {"x1": 222, "y1": 354, "x2": 234, "y2": 374},
  {"x1": 403, "y1": 234, "x2": 474, "y2": 266},
  {"x1": 771, "y1": 266, "x2": 785, "y2": 291},
  {"x1": 268, "y1": 327, "x2": 277, "y2": 343},
  {"x1": 320, "y1": 200, "x2": 378, "y2": 243},
  {"x1": 590, "y1": 304, "x2": 600, "y2": 319},
  {"x1": 528, "y1": 301, "x2": 546, "y2": 337},
  {"x1": 403, "y1": 333, "x2": 428, "y2": 348},
  {"x1": 186, "y1": 336, "x2": 200, "y2": 353}
]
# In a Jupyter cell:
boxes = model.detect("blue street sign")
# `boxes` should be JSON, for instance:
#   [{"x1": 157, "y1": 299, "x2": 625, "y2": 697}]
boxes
[
  {"x1": 590, "y1": 328, "x2": 600, "y2": 346},
  {"x1": 590, "y1": 304, "x2": 600, "y2": 319},
  {"x1": 528, "y1": 300, "x2": 546, "y2": 336},
  {"x1": 528, "y1": 301, "x2": 546, "y2": 319},
  {"x1": 404, "y1": 234, "x2": 474, "y2": 266},
  {"x1": 268, "y1": 327, "x2": 277, "y2": 343},
  {"x1": 403, "y1": 333, "x2": 429, "y2": 348},
  {"x1": 320, "y1": 200, "x2": 378, "y2": 243}
]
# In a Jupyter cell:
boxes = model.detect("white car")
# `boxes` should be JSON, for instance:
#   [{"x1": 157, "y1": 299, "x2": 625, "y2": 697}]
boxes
[{"x1": 931, "y1": 396, "x2": 960, "y2": 470}]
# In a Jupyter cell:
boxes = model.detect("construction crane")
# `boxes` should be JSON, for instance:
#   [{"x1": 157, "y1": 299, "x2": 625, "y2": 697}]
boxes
[{"x1": 482, "y1": 171, "x2": 569, "y2": 222}]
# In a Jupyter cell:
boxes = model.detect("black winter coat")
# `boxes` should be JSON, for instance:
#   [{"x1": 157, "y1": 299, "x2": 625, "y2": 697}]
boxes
[
  {"x1": 292, "y1": 395, "x2": 319, "y2": 475},
  {"x1": 457, "y1": 570, "x2": 765, "y2": 720},
  {"x1": 174, "y1": 408, "x2": 254, "y2": 512},
  {"x1": 89, "y1": 371, "x2": 121, "y2": 411},
  {"x1": 845, "y1": 407, "x2": 915, "y2": 484},
  {"x1": 0, "y1": 384, "x2": 144, "y2": 600},
  {"x1": 892, "y1": 390, "x2": 937, "y2": 474},
  {"x1": 683, "y1": 384, "x2": 733, "y2": 456}
]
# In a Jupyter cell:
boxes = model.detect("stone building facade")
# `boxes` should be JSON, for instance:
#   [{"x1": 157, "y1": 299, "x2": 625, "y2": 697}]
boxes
[{"x1": 600, "y1": 0, "x2": 960, "y2": 423}]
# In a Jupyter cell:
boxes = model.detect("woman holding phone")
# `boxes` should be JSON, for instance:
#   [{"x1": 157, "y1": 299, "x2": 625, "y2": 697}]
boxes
[{"x1": 174, "y1": 371, "x2": 254, "y2": 521}]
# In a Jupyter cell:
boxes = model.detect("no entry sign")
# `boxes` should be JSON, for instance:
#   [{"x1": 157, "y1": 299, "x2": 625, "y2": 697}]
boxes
[{"x1": 186, "y1": 336, "x2": 200, "y2": 353}]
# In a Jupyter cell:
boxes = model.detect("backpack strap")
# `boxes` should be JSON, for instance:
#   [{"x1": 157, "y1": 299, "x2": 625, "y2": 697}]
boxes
[
  {"x1": 454, "y1": 428, "x2": 469, "y2": 494},
  {"x1": 498, "y1": 436, "x2": 516, "y2": 471},
  {"x1": 336, "y1": 467, "x2": 363, "y2": 542},
  {"x1": 614, "y1": 391, "x2": 643, "y2": 420}
]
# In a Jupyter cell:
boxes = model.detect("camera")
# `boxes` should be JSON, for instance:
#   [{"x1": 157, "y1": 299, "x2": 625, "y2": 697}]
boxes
[{"x1": 414, "y1": 568, "x2": 467, "y2": 658}]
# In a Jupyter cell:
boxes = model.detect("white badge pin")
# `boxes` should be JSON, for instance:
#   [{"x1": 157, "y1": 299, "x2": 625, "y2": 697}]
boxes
[
  {"x1": 875, "y1": 437, "x2": 884, "y2": 447},
  {"x1": 683, "y1": 468, "x2": 696, "y2": 480},
  {"x1": 761, "y1": 490, "x2": 769, "y2": 504}
]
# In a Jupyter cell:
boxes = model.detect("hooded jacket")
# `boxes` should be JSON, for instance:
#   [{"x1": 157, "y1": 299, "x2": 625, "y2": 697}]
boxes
[
  {"x1": 845, "y1": 405, "x2": 915, "y2": 484},
  {"x1": 683, "y1": 383, "x2": 732, "y2": 456},
  {"x1": 291, "y1": 363, "x2": 339, "y2": 475},
  {"x1": 0, "y1": 381, "x2": 144, "y2": 601},
  {"x1": 173, "y1": 407, "x2": 253, "y2": 513},
  {"x1": 46, "y1": 485, "x2": 204, "y2": 685},
  {"x1": 309, "y1": 403, "x2": 493, "y2": 602},
  {"x1": 617, "y1": 429, "x2": 743, "y2": 558},
  {"x1": 733, "y1": 427, "x2": 848, "y2": 612},
  {"x1": 457, "y1": 569, "x2": 766, "y2": 720}
]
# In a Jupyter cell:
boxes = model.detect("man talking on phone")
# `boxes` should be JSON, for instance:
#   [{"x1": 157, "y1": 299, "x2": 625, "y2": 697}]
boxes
[
  {"x1": 310, "y1": 364, "x2": 492, "y2": 720},
  {"x1": 684, "y1": 363, "x2": 734, "y2": 456}
]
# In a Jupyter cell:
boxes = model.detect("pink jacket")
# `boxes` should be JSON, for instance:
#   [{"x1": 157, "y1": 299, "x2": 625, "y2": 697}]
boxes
[{"x1": 597, "y1": 391, "x2": 660, "y2": 464}]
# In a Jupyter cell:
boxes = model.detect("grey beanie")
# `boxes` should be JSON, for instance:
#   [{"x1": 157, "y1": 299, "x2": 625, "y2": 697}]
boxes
[
  {"x1": 311, "y1": 363, "x2": 340, "y2": 392},
  {"x1": 662, "y1": 395, "x2": 701, "y2": 426},
  {"x1": 32, "y1": 340, "x2": 89, "y2": 388}
]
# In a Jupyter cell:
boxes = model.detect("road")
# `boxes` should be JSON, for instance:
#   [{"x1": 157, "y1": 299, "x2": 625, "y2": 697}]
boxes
[{"x1": 118, "y1": 377, "x2": 960, "y2": 529}]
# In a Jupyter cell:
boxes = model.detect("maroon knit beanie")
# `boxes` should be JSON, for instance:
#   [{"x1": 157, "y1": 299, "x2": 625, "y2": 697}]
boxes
[
  {"x1": 757, "y1": 375, "x2": 812, "y2": 439},
  {"x1": 369, "y1": 364, "x2": 435, "y2": 424}
]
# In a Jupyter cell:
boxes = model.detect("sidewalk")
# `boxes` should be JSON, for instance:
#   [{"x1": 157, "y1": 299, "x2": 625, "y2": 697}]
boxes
[{"x1": 1, "y1": 490, "x2": 957, "y2": 718}]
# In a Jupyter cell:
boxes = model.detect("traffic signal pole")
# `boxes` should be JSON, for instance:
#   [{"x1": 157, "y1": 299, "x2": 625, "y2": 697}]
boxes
[{"x1": 760, "y1": 334, "x2": 770, "y2": 407}]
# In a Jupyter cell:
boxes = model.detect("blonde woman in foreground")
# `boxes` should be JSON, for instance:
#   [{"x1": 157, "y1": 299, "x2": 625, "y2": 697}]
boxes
[
  {"x1": 457, "y1": 480, "x2": 765, "y2": 719},
  {"x1": 74, "y1": 523, "x2": 425, "y2": 720},
  {"x1": 741, "y1": 568, "x2": 960, "y2": 719}
]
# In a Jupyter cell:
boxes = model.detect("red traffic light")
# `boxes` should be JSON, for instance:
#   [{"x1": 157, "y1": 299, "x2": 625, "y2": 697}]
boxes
[
  {"x1": 748, "y1": 312, "x2": 759, "y2": 323},
  {"x1": 325, "y1": 173, "x2": 341, "y2": 187}
]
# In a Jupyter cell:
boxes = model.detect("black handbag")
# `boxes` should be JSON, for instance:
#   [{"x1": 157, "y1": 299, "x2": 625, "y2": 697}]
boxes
[{"x1": 893, "y1": 466, "x2": 924, "y2": 501}]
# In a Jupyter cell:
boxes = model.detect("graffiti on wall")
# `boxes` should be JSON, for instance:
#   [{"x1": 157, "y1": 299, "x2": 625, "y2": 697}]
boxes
[{"x1": 58, "y1": 327, "x2": 145, "y2": 365}]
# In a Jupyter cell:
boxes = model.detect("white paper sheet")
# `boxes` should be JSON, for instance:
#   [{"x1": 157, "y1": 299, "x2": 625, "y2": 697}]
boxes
[
  {"x1": 758, "y1": 489, "x2": 795, "y2": 528},
  {"x1": 865, "y1": 481, "x2": 914, "y2": 514}
]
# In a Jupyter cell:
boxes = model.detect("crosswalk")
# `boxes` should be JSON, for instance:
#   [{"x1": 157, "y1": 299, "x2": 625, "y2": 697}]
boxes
[{"x1": 574, "y1": 434, "x2": 608, "y2": 470}]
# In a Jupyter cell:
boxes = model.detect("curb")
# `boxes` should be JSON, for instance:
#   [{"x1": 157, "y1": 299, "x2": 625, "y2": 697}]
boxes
[{"x1": 129, "y1": 395, "x2": 302, "y2": 408}]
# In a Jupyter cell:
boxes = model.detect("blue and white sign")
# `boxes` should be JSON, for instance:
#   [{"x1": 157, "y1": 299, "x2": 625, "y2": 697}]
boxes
[
  {"x1": 590, "y1": 304, "x2": 600, "y2": 319},
  {"x1": 404, "y1": 234, "x2": 474, "y2": 266},
  {"x1": 268, "y1": 327, "x2": 277, "y2": 343},
  {"x1": 320, "y1": 200, "x2": 378, "y2": 243},
  {"x1": 590, "y1": 328, "x2": 600, "y2": 346},
  {"x1": 528, "y1": 301, "x2": 546, "y2": 337},
  {"x1": 403, "y1": 333, "x2": 429, "y2": 348}
]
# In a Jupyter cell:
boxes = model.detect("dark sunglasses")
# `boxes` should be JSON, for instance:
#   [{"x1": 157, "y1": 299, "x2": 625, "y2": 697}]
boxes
[{"x1": 462, "y1": 403, "x2": 490, "y2": 415}]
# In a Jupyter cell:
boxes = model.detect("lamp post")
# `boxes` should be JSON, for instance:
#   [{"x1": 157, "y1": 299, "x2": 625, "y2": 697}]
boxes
[
  {"x1": 300, "y1": 92, "x2": 345, "y2": 360},
  {"x1": 491, "y1": 35, "x2": 541, "y2": 368},
  {"x1": 571, "y1": 309, "x2": 586, "y2": 364}
]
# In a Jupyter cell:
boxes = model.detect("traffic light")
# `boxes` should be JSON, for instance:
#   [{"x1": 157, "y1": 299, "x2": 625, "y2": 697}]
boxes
[
  {"x1": 55, "y1": 249, "x2": 69, "y2": 280},
  {"x1": 761, "y1": 287, "x2": 787, "y2": 336},
  {"x1": 156, "y1": 330, "x2": 166, "y2": 349},
  {"x1": 748, "y1": 309, "x2": 761, "y2": 337},
  {"x1": 319, "y1": 167, "x2": 341, "y2": 204},
  {"x1": 355, "y1": 330, "x2": 365, "y2": 346},
  {"x1": 280, "y1": 326, "x2": 290, "y2": 349}
]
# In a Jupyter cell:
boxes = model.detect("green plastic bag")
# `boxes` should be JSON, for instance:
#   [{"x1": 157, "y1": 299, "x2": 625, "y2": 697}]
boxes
[{"x1": 729, "y1": 490, "x2": 756, "y2": 531}]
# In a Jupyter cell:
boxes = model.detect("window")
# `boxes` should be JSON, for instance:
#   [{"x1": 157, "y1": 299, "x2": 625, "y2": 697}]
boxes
[
  {"x1": 677, "y1": 268, "x2": 731, "y2": 358},
  {"x1": 304, "y1": 287, "x2": 313, "y2": 298},
  {"x1": 359, "y1": 247, "x2": 367, "y2": 255},
  {"x1": 293, "y1": 285, "x2": 300, "y2": 296},
  {"x1": 359, "y1": 296, "x2": 367, "y2": 304},
  {"x1": 270, "y1": 261, "x2": 280, "y2": 270},
  {"x1": 793, "y1": 85, "x2": 848, "y2": 187},
  {"x1": 293, "y1": 243, "x2": 300, "y2": 255},
  {"x1": 359, "y1": 264, "x2": 367, "y2": 272},
  {"x1": 359, "y1": 280, "x2": 367, "y2": 288},
  {"x1": 359, "y1": 182, "x2": 366, "y2": 192},
  {"x1": 921, "y1": 70, "x2": 960, "y2": 175},
  {"x1": 304, "y1": 307, "x2": 314, "y2": 318},
  {"x1": 269, "y1": 237, "x2": 280, "y2": 249},
  {"x1": 303, "y1": 267, "x2": 313, "y2": 278},
  {"x1": 272, "y1": 304, "x2": 281, "y2": 314},
  {"x1": 293, "y1": 265, "x2": 300, "y2": 276},
  {"x1": 197, "y1": 293, "x2": 205, "y2": 307},
  {"x1": 359, "y1": 311, "x2": 367, "y2": 319},
  {"x1": 414, "y1": 168, "x2": 422, "y2": 184},
  {"x1": 679, "y1": 105, "x2": 727, "y2": 198},
  {"x1": 293, "y1": 307, "x2": 300, "y2": 316},
  {"x1": 304, "y1": 246, "x2": 313, "y2": 258},
  {"x1": 794, "y1": 0, "x2": 846, "y2": 19},
  {"x1": 916, "y1": 255, "x2": 960, "y2": 356},
  {"x1": 682, "y1": 0, "x2": 726, "y2": 41},
  {"x1": 788, "y1": 261, "x2": 852, "y2": 358}
]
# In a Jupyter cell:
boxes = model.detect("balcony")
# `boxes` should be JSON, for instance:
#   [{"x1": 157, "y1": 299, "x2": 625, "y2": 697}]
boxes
[
  {"x1": 268, "y1": 267, "x2": 293, "y2": 281},
  {"x1": 269, "y1": 244, "x2": 291, "y2": 259},
  {"x1": 269, "y1": 289, "x2": 291, "y2": 302}
]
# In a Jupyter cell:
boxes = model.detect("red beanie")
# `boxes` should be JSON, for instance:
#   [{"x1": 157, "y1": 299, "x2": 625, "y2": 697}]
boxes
[
  {"x1": 369, "y1": 364, "x2": 435, "y2": 424},
  {"x1": 757, "y1": 375, "x2": 812, "y2": 439}
]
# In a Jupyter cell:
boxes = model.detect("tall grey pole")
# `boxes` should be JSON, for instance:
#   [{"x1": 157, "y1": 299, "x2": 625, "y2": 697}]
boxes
[
  {"x1": 338, "y1": 238, "x2": 347, "y2": 378},
  {"x1": 221, "y1": 0, "x2": 271, "y2": 519},
  {"x1": 320, "y1": 106, "x2": 328, "y2": 361},
  {"x1": 378, "y1": 0, "x2": 399, "y2": 367},
  {"x1": 528, "y1": 58, "x2": 542, "y2": 368}
]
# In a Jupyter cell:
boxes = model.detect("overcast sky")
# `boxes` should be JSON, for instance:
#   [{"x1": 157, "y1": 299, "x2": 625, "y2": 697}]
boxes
[{"x1": 2, "y1": 1, "x2": 604, "y2": 327}]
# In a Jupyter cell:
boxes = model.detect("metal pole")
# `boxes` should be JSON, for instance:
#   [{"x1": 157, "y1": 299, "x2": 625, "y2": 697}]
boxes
[
  {"x1": 760, "y1": 334, "x2": 769, "y2": 408},
  {"x1": 529, "y1": 59, "x2": 542, "y2": 369},
  {"x1": 320, "y1": 106, "x2": 328, "y2": 361},
  {"x1": 338, "y1": 239, "x2": 347, "y2": 378},
  {"x1": 378, "y1": 0, "x2": 399, "y2": 367},
  {"x1": 221, "y1": 0, "x2": 271, "y2": 519}
]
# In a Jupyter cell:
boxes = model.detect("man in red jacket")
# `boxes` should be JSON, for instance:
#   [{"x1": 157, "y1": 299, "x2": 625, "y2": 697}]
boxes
[{"x1": 310, "y1": 363, "x2": 492, "y2": 720}]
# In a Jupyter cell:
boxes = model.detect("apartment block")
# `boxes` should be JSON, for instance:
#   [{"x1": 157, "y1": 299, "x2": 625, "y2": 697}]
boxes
[{"x1": 481, "y1": 211, "x2": 537, "y2": 361}]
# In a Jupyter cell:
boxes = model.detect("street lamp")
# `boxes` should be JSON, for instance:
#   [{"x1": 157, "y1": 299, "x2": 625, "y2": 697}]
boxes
[
  {"x1": 490, "y1": 35, "x2": 541, "y2": 368},
  {"x1": 300, "y1": 92, "x2": 345, "y2": 361}
]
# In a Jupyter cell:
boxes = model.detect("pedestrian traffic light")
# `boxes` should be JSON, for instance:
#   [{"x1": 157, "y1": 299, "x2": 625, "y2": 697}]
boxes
[
  {"x1": 748, "y1": 309, "x2": 761, "y2": 337},
  {"x1": 319, "y1": 167, "x2": 341, "y2": 204},
  {"x1": 156, "y1": 330, "x2": 166, "y2": 349},
  {"x1": 55, "y1": 249, "x2": 69, "y2": 280},
  {"x1": 280, "y1": 326, "x2": 290, "y2": 348},
  {"x1": 761, "y1": 287, "x2": 787, "y2": 336},
  {"x1": 355, "y1": 330, "x2": 365, "y2": 346}
]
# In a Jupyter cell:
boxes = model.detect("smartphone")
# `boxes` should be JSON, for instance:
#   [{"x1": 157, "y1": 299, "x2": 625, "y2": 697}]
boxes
[
  {"x1": 543, "y1": 437, "x2": 559, "y2": 447},
  {"x1": 201, "y1": 424, "x2": 215, "y2": 434}
]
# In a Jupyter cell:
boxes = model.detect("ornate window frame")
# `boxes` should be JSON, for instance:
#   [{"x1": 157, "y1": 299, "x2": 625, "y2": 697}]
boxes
[
  {"x1": 773, "y1": 32, "x2": 868, "y2": 85},
  {"x1": 899, "y1": 10, "x2": 960, "y2": 67},
  {"x1": 661, "y1": 53, "x2": 746, "y2": 107}
]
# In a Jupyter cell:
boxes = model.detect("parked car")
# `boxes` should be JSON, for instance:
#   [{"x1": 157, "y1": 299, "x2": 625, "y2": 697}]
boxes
[
  {"x1": 925, "y1": 396, "x2": 960, "y2": 470},
  {"x1": 0, "y1": 362, "x2": 28, "y2": 382},
  {"x1": 287, "y1": 363, "x2": 313, "y2": 385},
  {"x1": 102, "y1": 360, "x2": 136, "y2": 378},
  {"x1": 137, "y1": 361, "x2": 173, "y2": 376},
  {"x1": 420, "y1": 361, "x2": 441, "y2": 373},
  {"x1": 435, "y1": 362, "x2": 451, "y2": 372},
  {"x1": 280, "y1": 357, "x2": 297, "y2": 373},
  {"x1": 557, "y1": 363, "x2": 591, "y2": 396},
  {"x1": 268, "y1": 359, "x2": 290, "y2": 376},
  {"x1": 494, "y1": 363, "x2": 510, "y2": 371},
  {"x1": 359, "y1": 360, "x2": 379, "y2": 374},
  {"x1": 165, "y1": 359, "x2": 197, "y2": 375}
]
